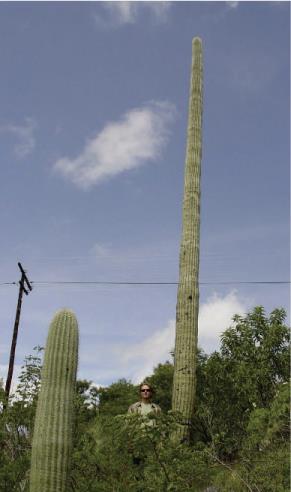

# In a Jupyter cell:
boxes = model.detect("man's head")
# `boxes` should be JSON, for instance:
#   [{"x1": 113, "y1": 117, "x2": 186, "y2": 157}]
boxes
[{"x1": 139, "y1": 382, "x2": 153, "y2": 402}]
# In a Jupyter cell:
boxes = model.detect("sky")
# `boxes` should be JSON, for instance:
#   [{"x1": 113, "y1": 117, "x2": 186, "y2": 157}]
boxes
[{"x1": 0, "y1": 1, "x2": 290, "y2": 390}]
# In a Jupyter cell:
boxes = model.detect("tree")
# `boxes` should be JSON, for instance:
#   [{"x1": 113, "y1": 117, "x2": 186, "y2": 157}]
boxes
[
  {"x1": 212, "y1": 381, "x2": 290, "y2": 492},
  {"x1": 0, "y1": 347, "x2": 43, "y2": 492},
  {"x1": 96, "y1": 379, "x2": 137, "y2": 417},
  {"x1": 70, "y1": 380, "x2": 100, "y2": 492},
  {"x1": 146, "y1": 361, "x2": 174, "y2": 412},
  {"x1": 172, "y1": 37, "x2": 203, "y2": 442},
  {"x1": 193, "y1": 307, "x2": 290, "y2": 460}
]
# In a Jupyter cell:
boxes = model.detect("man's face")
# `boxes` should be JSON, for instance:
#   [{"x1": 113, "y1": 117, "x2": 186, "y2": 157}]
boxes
[{"x1": 140, "y1": 385, "x2": 151, "y2": 401}]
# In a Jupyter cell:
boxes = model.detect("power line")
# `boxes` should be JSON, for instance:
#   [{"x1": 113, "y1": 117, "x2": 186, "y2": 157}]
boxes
[
  {"x1": 35, "y1": 281, "x2": 176, "y2": 285},
  {"x1": 32, "y1": 280, "x2": 291, "y2": 286},
  {"x1": 1, "y1": 280, "x2": 290, "y2": 287},
  {"x1": 1, "y1": 280, "x2": 290, "y2": 288}
]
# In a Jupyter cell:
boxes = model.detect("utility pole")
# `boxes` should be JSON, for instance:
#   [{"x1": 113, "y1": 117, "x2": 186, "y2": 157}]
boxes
[{"x1": 5, "y1": 262, "x2": 32, "y2": 399}]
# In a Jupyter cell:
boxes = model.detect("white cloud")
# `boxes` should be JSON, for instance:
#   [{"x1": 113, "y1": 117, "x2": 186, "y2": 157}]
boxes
[
  {"x1": 104, "y1": 1, "x2": 137, "y2": 25},
  {"x1": 91, "y1": 242, "x2": 112, "y2": 258},
  {"x1": 54, "y1": 101, "x2": 175, "y2": 189},
  {"x1": 270, "y1": 1, "x2": 288, "y2": 7},
  {"x1": 0, "y1": 117, "x2": 36, "y2": 158},
  {"x1": 95, "y1": 1, "x2": 171, "y2": 27},
  {"x1": 146, "y1": 2, "x2": 171, "y2": 22},
  {"x1": 198, "y1": 291, "x2": 248, "y2": 352},
  {"x1": 121, "y1": 319, "x2": 175, "y2": 383},
  {"x1": 226, "y1": 1, "x2": 239, "y2": 9},
  {"x1": 118, "y1": 291, "x2": 248, "y2": 383}
]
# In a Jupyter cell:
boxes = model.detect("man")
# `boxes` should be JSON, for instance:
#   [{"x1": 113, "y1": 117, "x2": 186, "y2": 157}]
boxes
[
  {"x1": 128, "y1": 382, "x2": 161, "y2": 416},
  {"x1": 127, "y1": 382, "x2": 161, "y2": 474}
]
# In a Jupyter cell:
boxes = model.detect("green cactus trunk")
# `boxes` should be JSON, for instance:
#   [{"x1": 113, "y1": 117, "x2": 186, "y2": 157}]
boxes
[
  {"x1": 30, "y1": 309, "x2": 79, "y2": 492},
  {"x1": 172, "y1": 38, "x2": 203, "y2": 442}
]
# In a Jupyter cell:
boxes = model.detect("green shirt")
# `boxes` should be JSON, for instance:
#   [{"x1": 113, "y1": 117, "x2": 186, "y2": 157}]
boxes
[{"x1": 127, "y1": 401, "x2": 161, "y2": 415}]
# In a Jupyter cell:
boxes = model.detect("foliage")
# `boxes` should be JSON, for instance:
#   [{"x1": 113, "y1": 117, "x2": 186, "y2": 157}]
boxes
[
  {"x1": 69, "y1": 306, "x2": 289, "y2": 490},
  {"x1": 0, "y1": 346, "x2": 43, "y2": 492},
  {"x1": 13, "y1": 346, "x2": 43, "y2": 408},
  {"x1": 193, "y1": 307, "x2": 290, "y2": 460},
  {"x1": 74, "y1": 379, "x2": 99, "y2": 428},
  {"x1": 0, "y1": 306, "x2": 289, "y2": 491},
  {"x1": 237, "y1": 381, "x2": 290, "y2": 491},
  {"x1": 220, "y1": 307, "x2": 289, "y2": 403},
  {"x1": 146, "y1": 361, "x2": 174, "y2": 412},
  {"x1": 96, "y1": 378, "x2": 137, "y2": 416},
  {"x1": 70, "y1": 412, "x2": 213, "y2": 492},
  {"x1": 70, "y1": 381, "x2": 101, "y2": 492}
]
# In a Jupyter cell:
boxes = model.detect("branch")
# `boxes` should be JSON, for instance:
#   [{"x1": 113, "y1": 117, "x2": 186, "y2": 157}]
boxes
[
  {"x1": 204, "y1": 449, "x2": 259, "y2": 492},
  {"x1": 146, "y1": 434, "x2": 171, "y2": 486}
]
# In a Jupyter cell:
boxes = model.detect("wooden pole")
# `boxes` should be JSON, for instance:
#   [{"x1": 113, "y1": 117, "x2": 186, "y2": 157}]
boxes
[
  {"x1": 5, "y1": 263, "x2": 32, "y2": 400},
  {"x1": 5, "y1": 277, "x2": 25, "y2": 398}
]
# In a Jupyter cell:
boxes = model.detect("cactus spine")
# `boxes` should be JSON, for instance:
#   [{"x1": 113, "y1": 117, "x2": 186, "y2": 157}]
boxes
[
  {"x1": 172, "y1": 38, "x2": 203, "y2": 441},
  {"x1": 30, "y1": 309, "x2": 79, "y2": 492}
]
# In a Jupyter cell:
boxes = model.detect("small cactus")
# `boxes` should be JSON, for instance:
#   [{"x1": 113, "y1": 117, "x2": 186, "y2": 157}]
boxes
[{"x1": 30, "y1": 309, "x2": 79, "y2": 492}]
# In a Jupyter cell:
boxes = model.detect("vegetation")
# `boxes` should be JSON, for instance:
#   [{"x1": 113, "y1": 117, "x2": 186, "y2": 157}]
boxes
[
  {"x1": 0, "y1": 306, "x2": 289, "y2": 491},
  {"x1": 172, "y1": 37, "x2": 203, "y2": 441}
]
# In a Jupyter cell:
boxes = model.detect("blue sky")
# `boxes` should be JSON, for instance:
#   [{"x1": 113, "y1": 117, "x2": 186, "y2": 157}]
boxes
[{"x1": 0, "y1": 1, "x2": 289, "y2": 389}]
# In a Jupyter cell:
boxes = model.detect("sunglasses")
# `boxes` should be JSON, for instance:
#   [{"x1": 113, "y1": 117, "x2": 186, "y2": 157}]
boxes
[{"x1": 141, "y1": 389, "x2": 151, "y2": 393}]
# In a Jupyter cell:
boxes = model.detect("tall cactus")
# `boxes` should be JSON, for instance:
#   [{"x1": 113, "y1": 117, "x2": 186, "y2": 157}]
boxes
[
  {"x1": 30, "y1": 309, "x2": 79, "y2": 492},
  {"x1": 172, "y1": 38, "x2": 203, "y2": 441}
]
